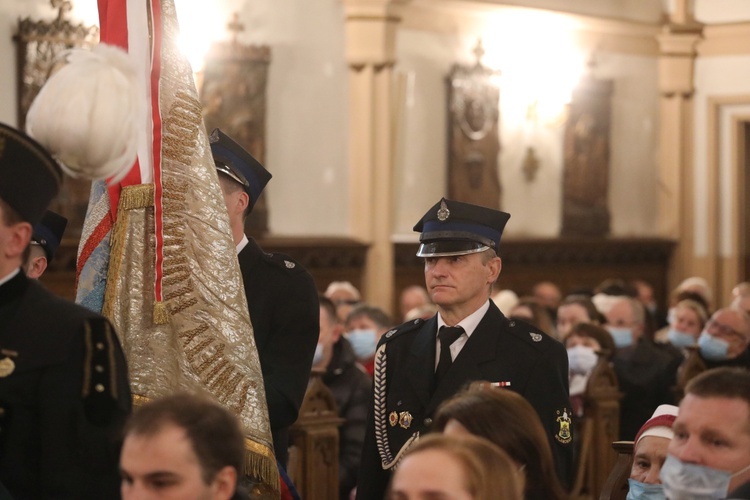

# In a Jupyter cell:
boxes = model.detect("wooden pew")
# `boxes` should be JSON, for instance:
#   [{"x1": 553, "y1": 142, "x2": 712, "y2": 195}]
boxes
[
  {"x1": 287, "y1": 370, "x2": 344, "y2": 500},
  {"x1": 598, "y1": 441, "x2": 634, "y2": 500},
  {"x1": 570, "y1": 353, "x2": 622, "y2": 500}
]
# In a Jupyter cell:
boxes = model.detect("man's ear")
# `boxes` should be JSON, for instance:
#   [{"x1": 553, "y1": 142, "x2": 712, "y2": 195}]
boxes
[
  {"x1": 238, "y1": 192, "x2": 250, "y2": 215},
  {"x1": 25, "y1": 256, "x2": 48, "y2": 279},
  {"x1": 5, "y1": 223, "x2": 32, "y2": 260},
  {"x1": 487, "y1": 256, "x2": 502, "y2": 284},
  {"x1": 211, "y1": 465, "x2": 238, "y2": 500}
]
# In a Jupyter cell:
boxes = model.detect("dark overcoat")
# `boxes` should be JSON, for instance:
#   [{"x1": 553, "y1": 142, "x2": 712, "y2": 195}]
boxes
[
  {"x1": 0, "y1": 271, "x2": 131, "y2": 499},
  {"x1": 238, "y1": 238, "x2": 320, "y2": 465}
]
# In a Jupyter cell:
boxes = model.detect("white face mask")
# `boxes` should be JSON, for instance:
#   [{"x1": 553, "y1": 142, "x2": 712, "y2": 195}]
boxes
[
  {"x1": 660, "y1": 454, "x2": 750, "y2": 500},
  {"x1": 566, "y1": 345, "x2": 598, "y2": 375}
]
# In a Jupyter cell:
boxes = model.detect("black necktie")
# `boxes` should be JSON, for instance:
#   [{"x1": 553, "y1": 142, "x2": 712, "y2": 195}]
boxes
[{"x1": 434, "y1": 326, "x2": 464, "y2": 389}]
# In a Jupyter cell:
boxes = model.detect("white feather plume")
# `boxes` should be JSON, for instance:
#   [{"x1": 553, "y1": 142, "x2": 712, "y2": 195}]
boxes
[{"x1": 26, "y1": 44, "x2": 144, "y2": 184}]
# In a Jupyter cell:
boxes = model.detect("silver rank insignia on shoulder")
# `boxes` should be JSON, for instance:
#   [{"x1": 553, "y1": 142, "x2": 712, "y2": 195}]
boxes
[
  {"x1": 399, "y1": 411, "x2": 413, "y2": 429},
  {"x1": 389, "y1": 411, "x2": 399, "y2": 427},
  {"x1": 437, "y1": 199, "x2": 450, "y2": 221},
  {"x1": 385, "y1": 329, "x2": 397, "y2": 338},
  {"x1": 530, "y1": 332, "x2": 543, "y2": 342},
  {"x1": 284, "y1": 260, "x2": 295, "y2": 269},
  {"x1": 555, "y1": 408, "x2": 572, "y2": 444},
  {"x1": 0, "y1": 349, "x2": 18, "y2": 377}
]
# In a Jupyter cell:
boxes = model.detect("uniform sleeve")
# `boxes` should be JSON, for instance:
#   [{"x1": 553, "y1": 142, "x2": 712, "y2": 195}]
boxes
[
  {"x1": 355, "y1": 401, "x2": 390, "y2": 500},
  {"x1": 520, "y1": 340, "x2": 574, "y2": 489},
  {"x1": 37, "y1": 317, "x2": 131, "y2": 498},
  {"x1": 263, "y1": 271, "x2": 320, "y2": 429}
]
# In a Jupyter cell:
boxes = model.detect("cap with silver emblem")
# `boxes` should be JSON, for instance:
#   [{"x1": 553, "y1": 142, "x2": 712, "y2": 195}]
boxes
[
  {"x1": 412, "y1": 197, "x2": 510, "y2": 258},
  {"x1": 210, "y1": 128, "x2": 272, "y2": 213},
  {"x1": 31, "y1": 210, "x2": 68, "y2": 262}
]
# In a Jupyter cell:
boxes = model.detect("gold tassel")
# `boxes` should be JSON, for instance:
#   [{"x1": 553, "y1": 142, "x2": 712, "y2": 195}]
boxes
[
  {"x1": 153, "y1": 301, "x2": 169, "y2": 325},
  {"x1": 120, "y1": 184, "x2": 154, "y2": 210},
  {"x1": 244, "y1": 438, "x2": 280, "y2": 496},
  {"x1": 103, "y1": 185, "x2": 155, "y2": 320}
]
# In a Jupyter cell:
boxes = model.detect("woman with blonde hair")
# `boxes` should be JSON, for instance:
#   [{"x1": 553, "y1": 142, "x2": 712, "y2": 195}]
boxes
[
  {"x1": 388, "y1": 433, "x2": 524, "y2": 500},
  {"x1": 433, "y1": 382, "x2": 568, "y2": 500}
]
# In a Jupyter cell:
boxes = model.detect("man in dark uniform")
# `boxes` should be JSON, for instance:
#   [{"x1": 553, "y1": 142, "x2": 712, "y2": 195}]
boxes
[
  {"x1": 356, "y1": 198, "x2": 573, "y2": 500},
  {"x1": 24, "y1": 209, "x2": 67, "y2": 279},
  {"x1": 211, "y1": 128, "x2": 319, "y2": 466},
  {"x1": 0, "y1": 122, "x2": 131, "y2": 498}
]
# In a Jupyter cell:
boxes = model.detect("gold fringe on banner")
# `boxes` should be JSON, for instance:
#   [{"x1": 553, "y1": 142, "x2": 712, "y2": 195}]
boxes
[
  {"x1": 244, "y1": 438, "x2": 280, "y2": 495},
  {"x1": 102, "y1": 184, "x2": 155, "y2": 321}
]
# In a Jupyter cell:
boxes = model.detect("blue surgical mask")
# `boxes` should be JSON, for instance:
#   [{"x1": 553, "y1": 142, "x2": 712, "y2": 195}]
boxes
[
  {"x1": 312, "y1": 343, "x2": 324, "y2": 366},
  {"x1": 626, "y1": 479, "x2": 665, "y2": 500},
  {"x1": 668, "y1": 328, "x2": 697, "y2": 348},
  {"x1": 567, "y1": 345, "x2": 598, "y2": 375},
  {"x1": 698, "y1": 331, "x2": 729, "y2": 361},
  {"x1": 660, "y1": 454, "x2": 750, "y2": 500},
  {"x1": 346, "y1": 329, "x2": 378, "y2": 360},
  {"x1": 607, "y1": 326, "x2": 633, "y2": 348}
]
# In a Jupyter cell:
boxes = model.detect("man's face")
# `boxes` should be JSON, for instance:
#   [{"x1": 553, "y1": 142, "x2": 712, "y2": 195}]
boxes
[
  {"x1": 668, "y1": 394, "x2": 750, "y2": 492},
  {"x1": 424, "y1": 252, "x2": 500, "y2": 316},
  {"x1": 400, "y1": 288, "x2": 428, "y2": 319},
  {"x1": 120, "y1": 423, "x2": 235, "y2": 500},
  {"x1": 630, "y1": 436, "x2": 670, "y2": 484},
  {"x1": 605, "y1": 300, "x2": 642, "y2": 341},
  {"x1": 705, "y1": 309, "x2": 749, "y2": 358},
  {"x1": 0, "y1": 204, "x2": 31, "y2": 276}
]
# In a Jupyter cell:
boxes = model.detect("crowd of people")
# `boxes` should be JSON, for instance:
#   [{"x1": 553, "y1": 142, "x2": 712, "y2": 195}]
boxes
[{"x1": 0, "y1": 118, "x2": 749, "y2": 500}]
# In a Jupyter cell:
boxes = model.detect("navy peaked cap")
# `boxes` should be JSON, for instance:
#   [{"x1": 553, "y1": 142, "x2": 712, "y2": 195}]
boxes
[
  {"x1": 0, "y1": 122, "x2": 62, "y2": 225},
  {"x1": 32, "y1": 210, "x2": 68, "y2": 261},
  {"x1": 413, "y1": 198, "x2": 510, "y2": 257},
  {"x1": 210, "y1": 128, "x2": 271, "y2": 213}
]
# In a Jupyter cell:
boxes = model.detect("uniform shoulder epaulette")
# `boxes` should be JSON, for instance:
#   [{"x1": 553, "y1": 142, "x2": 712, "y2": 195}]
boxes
[
  {"x1": 262, "y1": 252, "x2": 306, "y2": 274},
  {"x1": 504, "y1": 317, "x2": 556, "y2": 349},
  {"x1": 378, "y1": 318, "x2": 426, "y2": 347}
]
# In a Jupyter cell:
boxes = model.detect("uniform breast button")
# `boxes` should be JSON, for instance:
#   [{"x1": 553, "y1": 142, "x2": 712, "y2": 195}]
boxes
[
  {"x1": 509, "y1": 321, "x2": 516, "y2": 327},
  {"x1": 96, "y1": 342, "x2": 105, "y2": 350},
  {"x1": 95, "y1": 365, "x2": 104, "y2": 373},
  {"x1": 94, "y1": 384, "x2": 105, "y2": 393},
  {"x1": 423, "y1": 417, "x2": 432, "y2": 426}
]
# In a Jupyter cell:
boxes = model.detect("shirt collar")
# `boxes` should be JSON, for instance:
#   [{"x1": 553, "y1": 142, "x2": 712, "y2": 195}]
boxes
[
  {"x1": 236, "y1": 234, "x2": 249, "y2": 254},
  {"x1": 437, "y1": 299, "x2": 490, "y2": 338},
  {"x1": 0, "y1": 268, "x2": 20, "y2": 288}
]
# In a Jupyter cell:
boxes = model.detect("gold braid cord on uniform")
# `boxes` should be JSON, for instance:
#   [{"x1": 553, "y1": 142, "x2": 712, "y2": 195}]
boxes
[{"x1": 101, "y1": 0, "x2": 277, "y2": 492}]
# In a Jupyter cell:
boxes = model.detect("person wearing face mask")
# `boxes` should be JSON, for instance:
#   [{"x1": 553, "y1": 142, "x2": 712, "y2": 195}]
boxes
[
  {"x1": 314, "y1": 296, "x2": 371, "y2": 500},
  {"x1": 344, "y1": 304, "x2": 393, "y2": 377},
  {"x1": 661, "y1": 367, "x2": 750, "y2": 499},
  {"x1": 626, "y1": 404, "x2": 679, "y2": 500},
  {"x1": 659, "y1": 299, "x2": 708, "y2": 351},
  {"x1": 694, "y1": 307, "x2": 750, "y2": 370},
  {"x1": 605, "y1": 296, "x2": 679, "y2": 440},
  {"x1": 563, "y1": 323, "x2": 615, "y2": 417}
]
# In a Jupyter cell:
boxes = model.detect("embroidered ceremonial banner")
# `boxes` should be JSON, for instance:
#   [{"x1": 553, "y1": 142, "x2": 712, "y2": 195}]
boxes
[{"x1": 75, "y1": 0, "x2": 278, "y2": 491}]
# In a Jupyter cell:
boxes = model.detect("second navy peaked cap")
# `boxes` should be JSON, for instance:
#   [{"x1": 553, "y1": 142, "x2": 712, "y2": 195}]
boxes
[
  {"x1": 32, "y1": 210, "x2": 68, "y2": 261},
  {"x1": 210, "y1": 128, "x2": 272, "y2": 213},
  {"x1": 413, "y1": 198, "x2": 510, "y2": 257}
]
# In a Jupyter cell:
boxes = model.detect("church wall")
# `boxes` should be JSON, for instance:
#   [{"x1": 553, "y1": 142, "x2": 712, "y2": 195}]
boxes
[{"x1": 393, "y1": 25, "x2": 660, "y2": 238}]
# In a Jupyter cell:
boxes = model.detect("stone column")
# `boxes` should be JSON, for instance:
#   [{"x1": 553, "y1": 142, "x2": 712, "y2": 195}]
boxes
[
  {"x1": 656, "y1": 0, "x2": 703, "y2": 293},
  {"x1": 343, "y1": 0, "x2": 407, "y2": 314}
]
